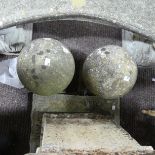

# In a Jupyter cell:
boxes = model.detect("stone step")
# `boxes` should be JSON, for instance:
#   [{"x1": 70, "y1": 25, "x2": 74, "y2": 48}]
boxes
[
  {"x1": 38, "y1": 113, "x2": 154, "y2": 155},
  {"x1": 30, "y1": 94, "x2": 119, "y2": 152}
]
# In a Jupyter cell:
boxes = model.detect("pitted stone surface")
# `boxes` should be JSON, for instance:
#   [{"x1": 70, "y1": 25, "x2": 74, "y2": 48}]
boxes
[
  {"x1": 17, "y1": 38, "x2": 75, "y2": 96},
  {"x1": 39, "y1": 114, "x2": 153, "y2": 154},
  {"x1": 83, "y1": 45, "x2": 137, "y2": 99},
  {"x1": 0, "y1": 0, "x2": 154, "y2": 41}
]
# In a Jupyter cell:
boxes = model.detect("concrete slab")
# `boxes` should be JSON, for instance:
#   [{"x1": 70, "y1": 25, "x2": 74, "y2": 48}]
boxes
[{"x1": 39, "y1": 113, "x2": 154, "y2": 154}]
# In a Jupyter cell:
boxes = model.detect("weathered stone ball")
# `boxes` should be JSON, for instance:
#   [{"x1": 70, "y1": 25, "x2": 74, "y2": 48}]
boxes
[
  {"x1": 17, "y1": 38, "x2": 75, "y2": 96},
  {"x1": 82, "y1": 45, "x2": 137, "y2": 99}
]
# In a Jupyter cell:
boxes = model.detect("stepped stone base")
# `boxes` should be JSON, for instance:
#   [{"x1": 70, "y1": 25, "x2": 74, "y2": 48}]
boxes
[{"x1": 32, "y1": 113, "x2": 154, "y2": 155}]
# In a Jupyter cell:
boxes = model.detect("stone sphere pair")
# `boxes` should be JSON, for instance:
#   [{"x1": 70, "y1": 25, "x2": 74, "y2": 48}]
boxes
[{"x1": 17, "y1": 38, "x2": 137, "y2": 98}]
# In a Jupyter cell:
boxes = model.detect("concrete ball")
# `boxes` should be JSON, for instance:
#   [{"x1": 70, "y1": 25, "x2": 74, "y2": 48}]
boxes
[
  {"x1": 17, "y1": 38, "x2": 75, "y2": 96},
  {"x1": 82, "y1": 45, "x2": 137, "y2": 99}
]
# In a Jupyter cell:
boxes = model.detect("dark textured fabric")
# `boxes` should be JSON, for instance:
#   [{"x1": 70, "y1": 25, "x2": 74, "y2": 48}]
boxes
[
  {"x1": 0, "y1": 55, "x2": 32, "y2": 155},
  {"x1": 0, "y1": 82, "x2": 32, "y2": 155},
  {"x1": 121, "y1": 67, "x2": 155, "y2": 149}
]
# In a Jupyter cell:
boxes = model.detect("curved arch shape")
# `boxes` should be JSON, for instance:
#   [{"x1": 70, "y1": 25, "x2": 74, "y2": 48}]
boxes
[{"x1": 0, "y1": 0, "x2": 154, "y2": 41}]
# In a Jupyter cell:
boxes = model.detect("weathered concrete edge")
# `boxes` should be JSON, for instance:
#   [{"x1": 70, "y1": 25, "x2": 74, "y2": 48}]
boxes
[
  {"x1": 38, "y1": 113, "x2": 154, "y2": 155},
  {"x1": 30, "y1": 94, "x2": 119, "y2": 152},
  {"x1": 32, "y1": 94, "x2": 118, "y2": 114},
  {"x1": 0, "y1": 0, "x2": 154, "y2": 41}
]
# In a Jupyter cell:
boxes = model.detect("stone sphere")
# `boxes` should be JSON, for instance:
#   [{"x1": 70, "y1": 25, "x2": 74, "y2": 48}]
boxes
[
  {"x1": 82, "y1": 45, "x2": 137, "y2": 99},
  {"x1": 17, "y1": 38, "x2": 75, "y2": 96}
]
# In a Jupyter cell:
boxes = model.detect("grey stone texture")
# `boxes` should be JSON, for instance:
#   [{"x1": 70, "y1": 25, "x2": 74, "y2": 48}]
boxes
[
  {"x1": 30, "y1": 94, "x2": 119, "y2": 152},
  {"x1": 17, "y1": 38, "x2": 75, "y2": 96},
  {"x1": 83, "y1": 45, "x2": 138, "y2": 99},
  {"x1": 38, "y1": 113, "x2": 153, "y2": 154},
  {"x1": 0, "y1": 0, "x2": 154, "y2": 41}
]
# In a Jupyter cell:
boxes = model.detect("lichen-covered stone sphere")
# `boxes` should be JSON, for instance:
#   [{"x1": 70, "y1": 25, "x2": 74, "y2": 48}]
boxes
[
  {"x1": 82, "y1": 45, "x2": 137, "y2": 99},
  {"x1": 17, "y1": 38, "x2": 75, "y2": 96}
]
